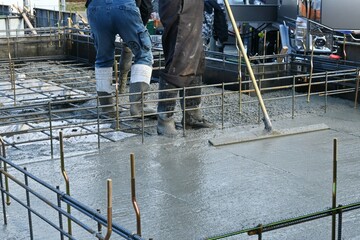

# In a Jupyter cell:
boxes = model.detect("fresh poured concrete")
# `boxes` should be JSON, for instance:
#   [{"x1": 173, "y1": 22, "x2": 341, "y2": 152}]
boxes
[{"x1": 1, "y1": 105, "x2": 360, "y2": 240}]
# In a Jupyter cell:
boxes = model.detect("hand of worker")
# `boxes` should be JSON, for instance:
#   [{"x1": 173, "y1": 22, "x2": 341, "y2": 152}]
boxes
[{"x1": 151, "y1": 12, "x2": 160, "y2": 20}]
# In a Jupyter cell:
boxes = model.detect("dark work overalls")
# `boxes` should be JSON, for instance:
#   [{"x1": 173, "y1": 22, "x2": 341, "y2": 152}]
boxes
[{"x1": 157, "y1": 0, "x2": 211, "y2": 135}]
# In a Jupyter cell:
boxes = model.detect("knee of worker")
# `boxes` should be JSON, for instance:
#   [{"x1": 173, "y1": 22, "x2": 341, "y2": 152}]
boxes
[
  {"x1": 179, "y1": 76, "x2": 202, "y2": 96},
  {"x1": 179, "y1": 76, "x2": 202, "y2": 107},
  {"x1": 129, "y1": 30, "x2": 153, "y2": 66}
]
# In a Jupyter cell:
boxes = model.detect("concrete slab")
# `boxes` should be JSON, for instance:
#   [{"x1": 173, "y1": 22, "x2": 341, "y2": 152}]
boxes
[{"x1": 1, "y1": 99, "x2": 360, "y2": 240}]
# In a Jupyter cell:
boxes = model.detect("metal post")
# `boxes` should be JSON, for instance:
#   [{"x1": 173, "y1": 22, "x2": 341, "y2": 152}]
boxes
[
  {"x1": 130, "y1": 153, "x2": 141, "y2": 236},
  {"x1": 223, "y1": 0, "x2": 272, "y2": 131},
  {"x1": 332, "y1": 138, "x2": 338, "y2": 240},
  {"x1": 60, "y1": 131, "x2": 72, "y2": 236},
  {"x1": 24, "y1": 167, "x2": 34, "y2": 240}
]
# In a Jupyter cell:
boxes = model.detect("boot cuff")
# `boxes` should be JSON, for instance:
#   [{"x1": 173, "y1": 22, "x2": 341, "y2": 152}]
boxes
[{"x1": 130, "y1": 64, "x2": 152, "y2": 84}]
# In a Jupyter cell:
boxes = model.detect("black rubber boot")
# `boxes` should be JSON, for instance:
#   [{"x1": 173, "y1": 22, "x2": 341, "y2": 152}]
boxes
[
  {"x1": 97, "y1": 91, "x2": 115, "y2": 117},
  {"x1": 129, "y1": 82, "x2": 156, "y2": 117},
  {"x1": 157, "y1": 77, "x2": 178, "y2": 136},
  {"x1": 180, "y1": 76, "x2": 214, "y2": 129}
]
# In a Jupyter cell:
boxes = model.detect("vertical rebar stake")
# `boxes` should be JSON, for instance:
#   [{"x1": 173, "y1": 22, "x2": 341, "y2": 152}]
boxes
[
  {"x1": 343, "y1": 34, "x2": 347, "y2": 61},
  {"x1": 1, "y1": 137, "x2": 10, "y2": 206},
  {"x1": 235, "y1": 33, "x2": 242, "y2": 114},
  {"x1": 0, "y1": 137, "x2": 8, "y2": 224},
  {"x1": 24, "y1": 167, "x2": 34, "y2": 240},
  {"x1": 0, "y1": 163, "x2": 7, "y2": 225},
  {"x1": 56, "y1": 186, "x2": 64, "y2": 240},
  {"x1": 354, "y1": 69, "x2": 359, "y2": 109},
  {"x1": 337, "y1": 205, "x2": 343, "y2": 240},
  {"x1": 104, "y1": 179, "x2": 113, "y2": 240},
  {"x1": 130, "y1": 153, "x2": 141, "y2": 236},
  {"x1": 258, "y1": 224, "x2": 263, "y2": 240},
  {"x1": 292, "y1": 75, "x2": 296, "y2": 119},
  {"x1": 4, "y1": 160, "x2": 10, "y2": 206},
  {"x1": 49, "y1": 101, "x2": 54, "y2": 158},
  {"x1": 141, "y1": 91, "x2": 145, "y2": 143},
  {"x1": 325, "y1": 72, "x2": 328, "y2": 113},
  {"x1": 97, "y1": 96, "x2": 101, "y2": 149},
  {"x1": 332, "y1": 138, "x2": 338, "y2": 240},
  {"x1": 97, "y1": 209, "x2": 102, "y2": 238},
  {"x1": 60, "y1": 131, "x2": 72, "y2": 236},
  {"x1": 182, "y1": 86, "x2": 186, "y2": 137},
  {"x1": 114, "y1": 60, "x2": 120, "y2": 131},
  {"x1": 8, "y1": 50, "x2": 16, "y2": 106},
  {"x1": 221, "y1": 82, "x2": 225, "y2": 130}
]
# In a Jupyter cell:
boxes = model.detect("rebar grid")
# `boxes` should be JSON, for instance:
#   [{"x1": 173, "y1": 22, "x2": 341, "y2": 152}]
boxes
[
  {"x1": 0, "y1": 155, "x2": 144, "y2": 240},
  {"x1": 1, "y1": 27, "x2": 360, "y2": 153},
  {"x1": 1, "y1": 57, "x2": 359, "y2": 151}
]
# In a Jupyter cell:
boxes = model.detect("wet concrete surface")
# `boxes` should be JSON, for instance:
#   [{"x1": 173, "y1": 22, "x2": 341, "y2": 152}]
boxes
[{"x1": 1, "y1": 105, "x2": 360, "y2": 240}]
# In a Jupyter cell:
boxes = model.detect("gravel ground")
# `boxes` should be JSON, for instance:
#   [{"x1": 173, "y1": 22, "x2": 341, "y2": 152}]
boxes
[{"x1": 147, "y1": 81, "x2": 352, "y2": 131}]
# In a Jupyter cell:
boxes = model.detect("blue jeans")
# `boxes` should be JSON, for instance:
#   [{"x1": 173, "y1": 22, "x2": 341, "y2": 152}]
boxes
[{"x1": 87, "y1": 0, "x2": 153, "y2": 68}]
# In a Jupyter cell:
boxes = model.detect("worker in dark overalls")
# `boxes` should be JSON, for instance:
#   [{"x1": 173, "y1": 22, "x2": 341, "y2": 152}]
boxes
[{"x1": 157, "y1": 0, "x2": 213, "y2": 136}]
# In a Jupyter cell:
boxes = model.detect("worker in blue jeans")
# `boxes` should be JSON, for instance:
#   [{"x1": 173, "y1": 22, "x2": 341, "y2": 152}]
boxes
[{"x1": 86, "y1": 0, "x2": 154, "y2": 116}]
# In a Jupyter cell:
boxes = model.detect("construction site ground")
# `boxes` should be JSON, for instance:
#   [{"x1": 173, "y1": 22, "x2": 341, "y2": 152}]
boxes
[{"x1": 1, "y1": 90, "x2": 360, "y2": 239}]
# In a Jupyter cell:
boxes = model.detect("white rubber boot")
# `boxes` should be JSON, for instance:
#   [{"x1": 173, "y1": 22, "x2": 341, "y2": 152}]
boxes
[{"x1": 95, "y1": 67, "x2": 114, "y2": 116}]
